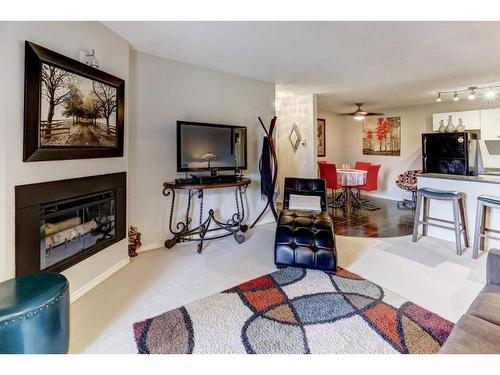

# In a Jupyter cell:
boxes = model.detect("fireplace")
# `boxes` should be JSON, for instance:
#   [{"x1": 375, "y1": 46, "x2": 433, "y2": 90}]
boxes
[{"x1": 15, "y1": 172, "x2": 126, "y2": 276}]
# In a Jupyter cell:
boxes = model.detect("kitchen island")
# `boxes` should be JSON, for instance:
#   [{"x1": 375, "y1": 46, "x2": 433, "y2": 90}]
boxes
[{"x1": 417, "y1": 173, "x2": 500, "y2": 256}]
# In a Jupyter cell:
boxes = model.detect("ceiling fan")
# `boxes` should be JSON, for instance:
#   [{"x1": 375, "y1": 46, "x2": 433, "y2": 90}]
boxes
[{"x1": 339, "y1": 103, "x2": 384, "y2": 121}]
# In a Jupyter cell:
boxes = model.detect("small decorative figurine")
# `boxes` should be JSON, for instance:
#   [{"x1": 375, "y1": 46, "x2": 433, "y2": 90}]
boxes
[{"x1": 128, "y1": 226, "x2": 142, "y2": 257}]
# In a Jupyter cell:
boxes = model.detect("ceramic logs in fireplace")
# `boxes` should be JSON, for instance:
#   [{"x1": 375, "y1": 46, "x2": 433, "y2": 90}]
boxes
[{"x1": 15, "y1": 173, "x2": 126, "y2": 276}]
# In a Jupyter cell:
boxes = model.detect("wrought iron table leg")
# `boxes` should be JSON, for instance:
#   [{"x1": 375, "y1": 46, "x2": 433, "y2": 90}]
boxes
[
  {"x1": 163, "y1": 182, "x2": 250, "y2": 253},
  {"x1": 237, "y1": 186, "x2": 248, "y2": 234},
  {"x1": 164, "y1": 186, "x2": 180, "y2": 248},
  {"x1": 333, "y1": 188, "x2": 346, "y2": 209},
  {"x1": 348, "y1": 187, "x2": 362, "y2": 209},
  {"x1": 197, "y1": 190, "x2": 206, "y2": 254}
]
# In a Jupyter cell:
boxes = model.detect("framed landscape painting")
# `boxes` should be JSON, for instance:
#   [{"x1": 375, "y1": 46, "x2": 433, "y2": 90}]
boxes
[
  {"x1": 362, "y1": 116, "x2": 401, "y2": 156},
  {"x1": 24, "y1": 41, "x2": 125, "y2": 161},
  {"x1": 317, "y1": 118, "x2": 326, "y2": 157}
]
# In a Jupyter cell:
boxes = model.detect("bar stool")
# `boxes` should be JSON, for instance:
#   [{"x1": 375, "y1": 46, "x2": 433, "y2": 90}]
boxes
[
  {"x1": 473, "y1": 195, "x2": 500, "y2": 259},
  {"x1": 412, "y1": 187, "x2": 469, "y2": 255}
]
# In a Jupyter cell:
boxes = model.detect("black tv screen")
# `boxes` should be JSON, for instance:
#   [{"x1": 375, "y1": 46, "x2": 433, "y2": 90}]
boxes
[{"x1": 177, "y1": 121, "x2": 247, "y2": 172}]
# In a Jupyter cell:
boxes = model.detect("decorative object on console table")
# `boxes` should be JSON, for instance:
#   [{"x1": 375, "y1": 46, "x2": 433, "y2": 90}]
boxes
[
  {"x1": 251, "y1": 116, "x2": 278, "y2": 228},
  {"x1": 317, "y1": 118, "x2": 326, "y2": 157},
  {"x1": 128, "y1": 226, "x2": 142, "y2": 257},
  {"x1": 362, "y1": 116, "x2": 401, "y2": 156},
  {"x1": 23, "y1": 41, "x2": 125, "y2": 161},
  {"x1": 200, "y1": 152, "x2": 218, "y2": 176},
  {"x1": 163, "y1": 178, "x2": 251, "y2": 253}
]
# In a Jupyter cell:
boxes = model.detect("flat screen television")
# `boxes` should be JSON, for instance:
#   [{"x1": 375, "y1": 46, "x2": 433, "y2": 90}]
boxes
[{"x1": 177, "y1": 121, "x2": 247, "y2": 172}]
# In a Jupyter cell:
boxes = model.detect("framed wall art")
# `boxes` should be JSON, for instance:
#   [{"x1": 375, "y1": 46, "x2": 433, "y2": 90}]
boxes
[
  {"x1": 23, "y1": 41, "x2": 125, "y2": 161},
  {"x1": 362, "y1": 116, "x2": 401, "y2": 156},
  {"x1": 317, "y1": 118, "x2": 326, "y2": 157}
]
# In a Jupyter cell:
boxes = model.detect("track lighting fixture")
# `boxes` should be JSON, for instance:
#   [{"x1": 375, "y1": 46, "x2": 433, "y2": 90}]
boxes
[
  {"x1": 468, "y1": 87, "x2": 476, "y2": 100},
  {"x1": 486, "y1": 89, "x2": 496, "y2": 99},
  {"x1": 435, "y1": 84, "x2": 500, "y2": 103}
]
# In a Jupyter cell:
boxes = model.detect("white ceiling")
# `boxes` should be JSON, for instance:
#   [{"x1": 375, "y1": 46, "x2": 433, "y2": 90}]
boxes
[{"x1": 104, "y1": 21, "x2": 500, "y2": 113}]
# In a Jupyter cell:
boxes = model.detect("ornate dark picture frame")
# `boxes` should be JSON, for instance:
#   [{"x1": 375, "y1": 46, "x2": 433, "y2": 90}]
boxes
[
  {"x1": 317, "y1": 118, "x2": 326, "y2": 157},
  {"x1": 24, "y1": 41, "x2": 125, "y2": 161}
]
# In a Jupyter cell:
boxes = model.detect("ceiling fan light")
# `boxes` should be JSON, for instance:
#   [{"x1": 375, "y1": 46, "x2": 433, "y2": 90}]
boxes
[
  {"x1": 353, "y1": 115, "x2": 365, "y2": 121},
  {"x1": 468, "y1": 87, "x2": 476, "y2": 100}
]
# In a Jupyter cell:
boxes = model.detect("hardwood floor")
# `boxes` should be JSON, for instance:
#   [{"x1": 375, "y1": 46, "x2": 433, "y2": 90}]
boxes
[{"x1": 330, "y1": 195, "x2": 415, "y2": 238}]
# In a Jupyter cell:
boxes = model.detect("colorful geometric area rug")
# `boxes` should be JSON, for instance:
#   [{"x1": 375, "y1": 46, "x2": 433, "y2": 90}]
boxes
[{"x1": 133, "y1": 267, "x2": 454, "y2": 354}]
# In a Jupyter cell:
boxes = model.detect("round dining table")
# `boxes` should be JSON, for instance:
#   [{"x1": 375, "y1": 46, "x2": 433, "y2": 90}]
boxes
[{"x1": 333, "y1": 168, "x2": 368, "y2": 210}]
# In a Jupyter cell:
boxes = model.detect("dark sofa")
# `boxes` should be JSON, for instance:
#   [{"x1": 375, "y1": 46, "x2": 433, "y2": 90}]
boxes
[{"x1": 440, "y1": 249, "x2": 500, "y2": 353}]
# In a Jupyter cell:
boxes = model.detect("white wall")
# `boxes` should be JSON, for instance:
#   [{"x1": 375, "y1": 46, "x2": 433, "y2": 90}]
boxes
[
  {"x1": 0, "y1": 22, "x2": 130, "y2": 296},
  {"x1": 276, "y1": 94, "x2": 317, "y2": 199},
  {"x1": 321, "y1": 100, "x2": 500, "y2": 201},
  {"x1": 316, "y1": 110, "x2": 348, "y2": 166},
  {"x1": 0, "y1": 23, "x2": 7, "y2": 287},
  {"x1": 128, "y1": 51, "x2": 275, "y2": 250}
]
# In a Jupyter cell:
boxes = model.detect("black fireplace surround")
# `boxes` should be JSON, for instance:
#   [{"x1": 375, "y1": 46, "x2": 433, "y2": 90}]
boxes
[{"x1": 15, "y1": 172, "x2": 126, "y2": 276}]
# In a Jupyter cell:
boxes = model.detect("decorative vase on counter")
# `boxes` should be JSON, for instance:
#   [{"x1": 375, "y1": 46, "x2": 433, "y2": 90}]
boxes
[
  {"x1": 437, "y1": 119, "x2": 446, "y2": 133},
  {"x1": 445, "y1": 115, "x2": 456, "y2": 133},
  {"x1": 456, "y1": 118, "x2": 465, "y2": 132}
]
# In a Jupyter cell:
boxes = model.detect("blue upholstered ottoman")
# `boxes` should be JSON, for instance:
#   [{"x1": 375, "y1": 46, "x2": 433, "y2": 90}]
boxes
[{"x1": 0, "y1": 273, "x2": 69, "y2": 354}]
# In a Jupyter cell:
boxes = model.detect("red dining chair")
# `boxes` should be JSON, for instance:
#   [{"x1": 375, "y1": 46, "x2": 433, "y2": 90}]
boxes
[
  {"x1": 320, "y1": 163, "x2": 340, "y2": 206},
  {"x1": 317, "y1": 161, "x2": 327, "y2": 178},
  {"x1": 355, "y1": 164, "x2": 381, "y2": 210},
  {"x1": 354, "y1": 162, "x2": 371, "y2": 198},
  {"x1": 355, "y1": 161, "x2": 371, "y2": 171},
  {"x1": 318, "y1": 162, "x2": 326, "y2": 179}
]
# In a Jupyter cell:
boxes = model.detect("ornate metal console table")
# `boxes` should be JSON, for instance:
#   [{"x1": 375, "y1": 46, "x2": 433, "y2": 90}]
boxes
[{"x1": 162, "y1": 178, "x2": 251, "y2": 253}]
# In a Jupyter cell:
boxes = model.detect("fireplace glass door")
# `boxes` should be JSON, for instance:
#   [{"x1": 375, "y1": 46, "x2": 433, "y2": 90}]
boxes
[{"x1": 40, "y1": 190, "x2": 116, "y2": 270}]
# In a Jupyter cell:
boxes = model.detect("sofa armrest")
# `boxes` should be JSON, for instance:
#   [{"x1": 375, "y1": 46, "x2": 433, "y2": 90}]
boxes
[{"x1": 487, "y1": 249, "x2": 500, "y2": 286}]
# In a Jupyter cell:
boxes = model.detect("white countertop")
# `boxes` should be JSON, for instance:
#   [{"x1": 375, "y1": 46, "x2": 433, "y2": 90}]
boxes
[{"x1": 418, "y1": 173, "x2": 500, "y2": 184}]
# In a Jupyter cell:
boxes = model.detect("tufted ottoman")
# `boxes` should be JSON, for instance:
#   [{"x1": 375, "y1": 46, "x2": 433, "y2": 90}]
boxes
[
  {"x1": 274, "y1": 178, "x2": 337, "y2": 273},
  {"x1": 275, "y1": 209, "x2": 337, "y2": 272},
  {"x1": 0, "y1": 273, "x2": 69, "y2": 354}
]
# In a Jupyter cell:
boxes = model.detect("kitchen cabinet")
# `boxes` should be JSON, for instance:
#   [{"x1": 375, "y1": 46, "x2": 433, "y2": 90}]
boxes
[
  {"x1": 480, "y1": 108, "x2": 500, "y2": 140},
  {"x1": 432, "y1": 110, "x2": 480, "y2": 131}
]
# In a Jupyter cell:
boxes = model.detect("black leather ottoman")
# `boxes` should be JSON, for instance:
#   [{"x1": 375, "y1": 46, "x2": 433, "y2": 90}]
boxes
[{"x1": 274, "y1": 178, "x2": 337, "y2": 273}]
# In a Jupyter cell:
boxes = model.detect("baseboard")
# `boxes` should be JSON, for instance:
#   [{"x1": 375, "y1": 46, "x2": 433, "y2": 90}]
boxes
[
  {"x1": 253, "y1": 216, "x2": 275, "y2": 226},
  {"x1": 137, "y1": 241, "x2": 164, "y2": 253},
  {"x1": 137, "y1": 218, "x2": 276, "y2": 255},
  {"x1": 363, "y1": 192, "x2": 401, "y2": 201},
  {"x1": 70, "y1": 257, "x2": 130, "y2": 303}
]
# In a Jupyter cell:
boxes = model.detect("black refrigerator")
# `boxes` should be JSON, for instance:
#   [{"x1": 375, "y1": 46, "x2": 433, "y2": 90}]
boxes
[{"x1": 422, "y1": 132, "x2": 477, "y2": 175}]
